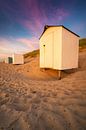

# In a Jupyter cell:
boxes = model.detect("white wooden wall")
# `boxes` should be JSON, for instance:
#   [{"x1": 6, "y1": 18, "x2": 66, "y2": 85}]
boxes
[
  {"x1": 12, "y1": 54, "x2": 24, "y2": 64},
  {"x1": 61, "y1": 27, "x2": 79, "y2": 69}
]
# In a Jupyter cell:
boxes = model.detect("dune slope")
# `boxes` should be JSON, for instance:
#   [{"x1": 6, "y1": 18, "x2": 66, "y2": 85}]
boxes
[{"x1": 0, "y1": 50, "x2": 86, "y2": 130}]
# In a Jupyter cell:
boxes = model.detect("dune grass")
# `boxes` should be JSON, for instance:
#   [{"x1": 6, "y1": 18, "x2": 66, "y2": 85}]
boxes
[
  {"x1": 79, "y1": 38, "x2": 86, "y2": 47},
  {"x1": 24, "y1": 49, "x2": 39, "y2": 58},
  {"x1": 79, "y1": 38, "x2": 86, "y2": 51}
]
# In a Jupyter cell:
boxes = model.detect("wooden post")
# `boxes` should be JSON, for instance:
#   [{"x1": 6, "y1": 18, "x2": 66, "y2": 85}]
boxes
[{"x1": 58, "y1": 70, "x2": 61, "y2": 80}]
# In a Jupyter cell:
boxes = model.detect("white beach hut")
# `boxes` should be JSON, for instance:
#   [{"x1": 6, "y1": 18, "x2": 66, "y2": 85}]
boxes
[
  {"x1": 12, "y1": 54, "x2": 24, "y2": 64},
  {"x1": 39, "y1": 25, "x2": 80, "y2": 74}
]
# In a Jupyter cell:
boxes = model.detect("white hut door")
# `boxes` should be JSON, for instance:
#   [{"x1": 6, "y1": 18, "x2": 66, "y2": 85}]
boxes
[{"x1": 44, "y1": 34, "x2": 53, "y2": 68}]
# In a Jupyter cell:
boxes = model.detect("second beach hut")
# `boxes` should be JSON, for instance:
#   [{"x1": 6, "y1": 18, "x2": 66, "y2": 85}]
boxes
[
  {"x1": 5, "y1": 57, "x2": 13, "y2": 64},
  {"x1": 12, "y1": 54, "x2": 24, "y2": 64}
]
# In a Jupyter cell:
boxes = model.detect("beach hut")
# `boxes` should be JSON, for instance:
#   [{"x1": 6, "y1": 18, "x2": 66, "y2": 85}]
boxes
[
  {"x1": 39, "y1": 25, "x2": 80, "y2": 78},
  {"x1": 5, "y1": 57, "x2": 13, "y2": 64},
  {"x1": 12, "y1": 54, "x2": 24, "y2": 64}
]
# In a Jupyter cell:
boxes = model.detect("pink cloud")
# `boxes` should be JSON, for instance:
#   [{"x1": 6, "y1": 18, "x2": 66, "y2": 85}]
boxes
[
  {"x1": 0, "y1": 0, "x2": 70, "y2": 58},
  {"x1": 0, "y1": 53, "x2": 12, "y2": 59},
  {"x1": 0, "y1": 37, "x2": 35, "y2": 56},
  {"x1": 1, "y1": 0, "x2": 69, "y2": 38},
  {"x1": 49, "y1": 8, "x2": 69, "y2": 24},
  {"x1": 0, "y1": 38, "x2": 14, "y2": 53},
  {"x1": 17, "y1": 37, "x2": 39, "y2": 51},
  {"x1": 18, "y1": 7, "x2": 69, "y2": 38}
]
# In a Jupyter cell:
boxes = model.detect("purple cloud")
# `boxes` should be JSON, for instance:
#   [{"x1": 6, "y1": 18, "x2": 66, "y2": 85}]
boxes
[{"x1": 0, "y1": 0, "x2": 70, "y2": 56}]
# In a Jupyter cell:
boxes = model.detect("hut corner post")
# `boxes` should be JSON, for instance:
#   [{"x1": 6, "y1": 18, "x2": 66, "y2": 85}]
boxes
[{"x1": 58, "y1": 70, "x2": 61, "y2": 80}]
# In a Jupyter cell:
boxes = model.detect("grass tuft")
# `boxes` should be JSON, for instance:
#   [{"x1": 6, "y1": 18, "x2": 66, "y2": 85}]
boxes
[
  {"x1": 24, "y1": 50, "x2": 39, "y2": 58},
  {"x1": 79, "y1": 38, "x2": 86, "y2": 47}
]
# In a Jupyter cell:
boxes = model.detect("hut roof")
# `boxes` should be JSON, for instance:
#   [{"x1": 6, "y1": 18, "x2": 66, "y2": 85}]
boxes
[{"x1": 39, "y1": 25, "x2": 80, "y2": 39}]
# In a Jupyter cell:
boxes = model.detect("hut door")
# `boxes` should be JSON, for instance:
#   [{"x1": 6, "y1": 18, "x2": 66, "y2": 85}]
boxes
[{"x1": 44, "y1": 34, "x2": 53, "y2": 68}]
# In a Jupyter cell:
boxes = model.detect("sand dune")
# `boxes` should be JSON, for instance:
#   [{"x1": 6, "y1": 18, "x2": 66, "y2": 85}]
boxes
[{"x1": 0, "y1": 50, "x2": 86, "y2": 130}]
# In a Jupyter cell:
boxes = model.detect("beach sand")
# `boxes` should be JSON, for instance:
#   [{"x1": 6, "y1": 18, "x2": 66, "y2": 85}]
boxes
[{"x1": 0, "y1": 50, "x2": 86, "y2": 130}]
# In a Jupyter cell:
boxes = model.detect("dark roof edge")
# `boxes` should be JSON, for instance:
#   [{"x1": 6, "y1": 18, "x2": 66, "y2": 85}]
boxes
[
  {"x1": 62, "y1": 25, "x2": 80, "y2": 37},
  {"x1": 39, "y1": 25, "x2": 80, "y2": 39}
]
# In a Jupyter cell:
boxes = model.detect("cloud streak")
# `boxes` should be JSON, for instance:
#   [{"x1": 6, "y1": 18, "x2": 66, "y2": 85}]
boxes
[
  {"x1": 17, "y1": 37, "x2": 39, "y2": 51},
  {"x1": 0, "y1": 37, "x2": 31, "y2": 54},
  {"x1": 18, "y1": 0, "x2": 69, "y2": 36}
]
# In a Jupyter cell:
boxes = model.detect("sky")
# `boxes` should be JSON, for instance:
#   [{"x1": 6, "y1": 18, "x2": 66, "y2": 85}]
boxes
[{"x1": 0, "y1": 0, "x2": 86, "y2": 58}]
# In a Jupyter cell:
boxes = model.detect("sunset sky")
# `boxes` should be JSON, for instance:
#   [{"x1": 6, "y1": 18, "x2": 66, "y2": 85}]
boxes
[{"x1": 0, "y1": 0, "x2": 86, "y2": 57}]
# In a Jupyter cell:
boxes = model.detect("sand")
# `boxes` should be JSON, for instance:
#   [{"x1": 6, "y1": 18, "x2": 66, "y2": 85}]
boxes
[{"x1": 0, "y1": 50, "x2": 86, "y2": 130}]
